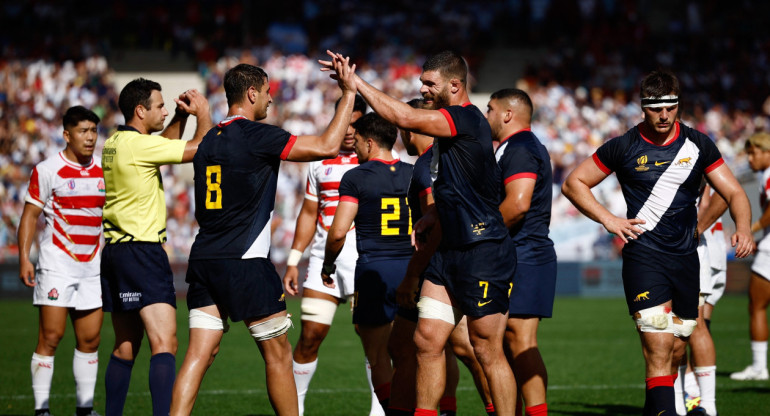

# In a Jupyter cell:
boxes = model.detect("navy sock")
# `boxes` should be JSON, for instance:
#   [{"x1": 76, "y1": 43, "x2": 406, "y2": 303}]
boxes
[
  {"x1": 105, "y1": 354, "x2": 134, "y2": 416},
  {"x1": 644, "y1": 376, "x2": 675, "y2": 416},
  {"x1": 149, "y1": 352, "x2": 176, "y2": 416}
]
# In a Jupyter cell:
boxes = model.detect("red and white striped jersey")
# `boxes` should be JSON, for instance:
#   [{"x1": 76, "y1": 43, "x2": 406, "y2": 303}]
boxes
[
  {"x1": 25, "y1": 152, "x2": 105, "y2": 277},
  {"x1": 305, "y1": 151, "x2": 358, "y2": 259}
]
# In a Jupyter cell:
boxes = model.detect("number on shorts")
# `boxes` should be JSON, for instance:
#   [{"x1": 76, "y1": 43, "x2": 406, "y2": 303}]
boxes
[
  {"x1": 381, "y1": 197, "x2": 412, "y2": 235},
  {"x1": 479, "y1": 280, "x2": 489, "y2": 298},
  {"x1": 508, "y1": 282, "x2": 513, "y2": 297},
  {"x1": 206, "y1": 165, "x2": 222, "y2": 209}
]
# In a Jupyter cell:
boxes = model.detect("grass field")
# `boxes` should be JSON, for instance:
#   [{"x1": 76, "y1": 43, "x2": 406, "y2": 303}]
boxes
[{"x1": 1, "y1": 295, "x2": 768, "y2": 415}]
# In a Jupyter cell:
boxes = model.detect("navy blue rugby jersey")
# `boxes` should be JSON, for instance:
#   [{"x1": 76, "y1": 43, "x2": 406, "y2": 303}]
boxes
[
  {"x1": 593, "y1": 122, "x2": 723, "y2": 255},
  {"x1": 407, "y1": 145, "x2": 433, "y2": 222},
  {"x1": 432, "y1": 103, "x2": 508, "y2": 248},
  {"x1": 189, "y1": 115, "x2": 296, "y2": 260},
  {"x1": 338, "y1": 158, "x2": 415, "y2": 263},
  {"x1": 495, "y1": 129, "x2": 556, "y2": 264}
]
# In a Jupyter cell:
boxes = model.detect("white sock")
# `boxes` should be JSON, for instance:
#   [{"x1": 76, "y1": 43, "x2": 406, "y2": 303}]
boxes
[
  {"x1": 31, "y1": 353, "x2": 54, "y2": 410},
  {"x1": 293, "y1": 359, "x2": 318, "y2": 416},
  {"x1": 366, "y1": 358, "x2": 385, "y2": 416},
  {"x1": 694, "y1": 366, "x2": 716, "y2": 415},
  {"x1": 684, "y1": 370, "x2": 700, "y2": 397},
  {"x1": 751, "y1": 340, "x2": 768, "y2": 370},
  {"x1": 73, "y1": 349, "x2": 99, "y2": 408},
  {"x1": 674, "y1": 365, "x2": 687, "y2": 415}
]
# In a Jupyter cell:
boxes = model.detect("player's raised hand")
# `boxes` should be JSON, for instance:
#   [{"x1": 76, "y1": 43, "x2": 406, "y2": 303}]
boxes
[
  {"x1": 319, "y1": 50, "x2": 357, "y2": 91},
  {"x1": 283, "y1": 266, "x2": 300, "y2": 296},
  {"x1": 19, "y1": 259, "x2": 36, "y2": 287},
  {"x1": 175, "y1": 89, "x2": 210, "y2": 118},
  {"x1": 602, "y1": 216, "x2": 646, "y2": 244},
  {"x1": 731, "y1": 230, "x2": 756, "y2": 258}
]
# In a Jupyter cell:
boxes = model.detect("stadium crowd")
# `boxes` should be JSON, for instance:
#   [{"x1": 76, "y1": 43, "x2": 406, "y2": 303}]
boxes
[{"x1": 3, "y1": 0, "x2": 770, "y2": 263}]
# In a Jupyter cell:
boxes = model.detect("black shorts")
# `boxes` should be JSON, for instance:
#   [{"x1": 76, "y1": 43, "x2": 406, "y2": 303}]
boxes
[
  {"x1": 186, "y1": 258, "x2": 286, "y2": 322},
  {"x1": 622, "y1": 242, "x2": 699, "y2": 319},
  {"x1": 353, "y1": 257, "x2": 409, "y2": 326},
  {"x1": 395, "y1": 275, "x2": 424, "y2": 323},
  {"x1": 509, "y1": 260, "x2": 557, "y2": 318},
  {"x1": 101, "y1": 242, "x2": 176, "y2": 312},
  {"x1": 424, "y1": 238, "x2": 516, "y2": 317}
]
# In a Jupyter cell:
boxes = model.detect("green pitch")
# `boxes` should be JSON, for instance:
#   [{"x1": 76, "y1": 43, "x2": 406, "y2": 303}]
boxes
[{"x1": 1, "y1": 296, "x2": 767, "y2": 415}]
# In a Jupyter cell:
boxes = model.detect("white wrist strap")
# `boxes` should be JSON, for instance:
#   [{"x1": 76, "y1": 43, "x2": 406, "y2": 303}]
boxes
[{"x1": 287, "y1": 249, "x2": 303, "y2": 266}]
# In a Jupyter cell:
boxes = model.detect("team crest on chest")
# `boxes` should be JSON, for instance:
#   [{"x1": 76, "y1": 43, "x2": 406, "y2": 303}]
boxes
[
  {"x1": 675, "y1": 157, "x2": 693, "y2": 167},
  {"x1": 97, "y1": 179, "x2": 105, "y2": 192},
  {"x1": 635, "y1": 155, "x2": 650, "y2": 172},
  {"x1": 325, "y1": 167, "x2": 332, "y2": 176},
  {"x1": 67, "y1": 179, "x2": 76, "y2": 190}
]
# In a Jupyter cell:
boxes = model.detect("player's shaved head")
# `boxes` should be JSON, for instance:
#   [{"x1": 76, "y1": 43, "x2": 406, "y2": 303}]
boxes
[
  {"x1": 490, "y1": 88, "x2": 533, "y2": 122},
  {"x1": 225, "y1": 64, "x2": 269, "y2": 107},
  {"x1": 423, "y1": 50, "x2": 467, "y2": 86},
  {"x1": 352, "y1": 113, "x2": 398, "y2": 150}
]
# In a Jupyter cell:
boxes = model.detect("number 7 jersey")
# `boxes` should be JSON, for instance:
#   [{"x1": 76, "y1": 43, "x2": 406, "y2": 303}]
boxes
[{"x1": 189, "y1": 115, "x2": 296, "y2": 260}]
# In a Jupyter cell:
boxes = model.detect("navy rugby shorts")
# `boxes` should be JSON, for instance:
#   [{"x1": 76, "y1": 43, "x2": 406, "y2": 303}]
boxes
[
  {"x1": 353, "y1": 257, "x2": 409, "y2": 326},
  {"x1": 424, "y1": 237, "x2": 516, "y2": 318},
  {"x1": 186, "y1": 257, "x2": 286, "y2": 322},
  {"x1": 101, "y1": 242, "x2": 176, "y2": 312},
  {"x1": 509, "y1": 260, "x2": 557, "y2": 318},
  {"x1": 621, "y1": 242, "x2": 699, "y2": 319}
]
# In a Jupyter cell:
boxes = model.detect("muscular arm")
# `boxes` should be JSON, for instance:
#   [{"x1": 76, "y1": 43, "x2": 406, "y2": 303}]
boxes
[
  {"x1": 697, "y1": 184, "x2": 728, "y2": 235},
  {"x1": 499, "y1": 178, "x2": 535, "y2": 228},
  {"x1": 707, "y1": 164, "x2": 756, "y2": 257},
  {"x1": 17, "y1": 203, "x2": 44, "y2": 287},
  {"x1": 561, "y1": 157, "x2": 645, "y2": 243},
  {"x1": 283, "y1": 197, "x2": 319, "y2": 295},
  {"x1": 322, "y1": 201, "x2": 358, "y2": 287},
  {"x1": 287, "y1": 91, "x2": 356, "y2": 162}
]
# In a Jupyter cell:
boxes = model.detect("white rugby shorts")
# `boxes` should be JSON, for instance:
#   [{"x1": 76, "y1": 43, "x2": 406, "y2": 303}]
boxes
[
  {"x1": 33, "y1": 269, "x2": 102, "y2": 310},
  {"x1": 302, "y1": 244, "x2": 357, "y2": 299},
  {"x1": 751, "y1": 236, "x2": 770, "y2": 281}
]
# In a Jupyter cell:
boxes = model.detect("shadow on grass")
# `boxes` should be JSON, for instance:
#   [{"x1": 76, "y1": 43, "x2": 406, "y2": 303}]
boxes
[{"x1": 550, "y1": 402, "x2": 641, "y2": 415}]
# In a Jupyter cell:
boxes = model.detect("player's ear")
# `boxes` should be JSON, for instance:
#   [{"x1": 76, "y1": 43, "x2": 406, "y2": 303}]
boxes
[
  {"x1": 62, "y1": 129, "x2": 71, "y2": 144},
  {"x1": 450, "y1": 79, "x2": 460, "y2": 94},
  {"x1": 136, "y1": 105, "x2": 145, "y2": 120}
]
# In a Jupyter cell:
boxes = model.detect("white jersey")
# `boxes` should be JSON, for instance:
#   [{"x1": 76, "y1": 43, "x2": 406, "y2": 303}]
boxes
[
  {"x1": 702, "y1": 186, "x2": 726, "y2": 271},
  {"x1": 305, "y1": 151, "x2": 358, "y2": 260},
  {"x1": 25, "y1": 152, "x2": 105, "y2": 277}
]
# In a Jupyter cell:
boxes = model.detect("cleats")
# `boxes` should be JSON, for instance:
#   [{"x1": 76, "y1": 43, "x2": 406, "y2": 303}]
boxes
[
  {"x1": 684, "y1": 393, "x2": 701, "y2": 413},
  {"x1": 729, "y1": 365, "x2": 769, "y2": 381}
]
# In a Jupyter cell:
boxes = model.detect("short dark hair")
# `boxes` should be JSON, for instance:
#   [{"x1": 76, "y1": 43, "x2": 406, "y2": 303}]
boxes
[
  {"x1": 423, "y1": 50, "x2": 467, "y2": 86},
  {"x1": 640, "y1": 70, "x2": 680, "y2": 99},
  {"x1": 119, "y1": 78, "x2": 161, "y2": 122},
  {"x1": 336, "y1": 94, "x2": 368, "y2": 114},
  {"x1": 63, "y1": 106, "x2": 100, "y2": 129},
  {"x1": 224, "y1": 64, "x2": 268, "y2": 107},
  {"x1": 352, "y1": 113, "x2": 398, "y2": 150},
  {"x1": 490, "y1": 88, "x2": 533, "y2": 121},
  {"x1": 406, "y1": 98, "x2": 430, "y2": 110}
]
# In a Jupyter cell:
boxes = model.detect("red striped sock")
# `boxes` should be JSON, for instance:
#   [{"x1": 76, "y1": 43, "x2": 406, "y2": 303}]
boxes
[
  {"x1": 414, "y1": 408, "x2": 438, "y2": 416},
  {"x1": 525, "y1": 402, "x2": 548, "y2": 416},
  {"x1": 645, "y1": 375, "x2": 674, "y2": 389},
  {"x1": 485, "y1": 402, "x2": 496, "y2": 414}
]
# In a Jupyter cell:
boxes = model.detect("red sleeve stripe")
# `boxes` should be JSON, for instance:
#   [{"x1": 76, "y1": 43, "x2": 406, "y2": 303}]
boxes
[
  {"x1": 592, "y1": 153, "x2": 612, "y2": 175},
  {"x1": 418, "y1": 187, "x2": 432, "y2": 197},
  {"x1": 280, "y1": 135, "x2": 298, "y2": 160},
  {"x1": 340, "y1": 195, "x2": 358, "y2": 204},
  {"x1": 438, "y1": 108, "x2": 457, "y2": 137},
  {"x1": 704, "y1": 158, "x2": 724, "y2": 174},
  {"x1": 28, "y1": 168, "x2": 42, "y2": 202},
  {"x1": 504, "y1": 172, "x2": 537, "y2": 184}
]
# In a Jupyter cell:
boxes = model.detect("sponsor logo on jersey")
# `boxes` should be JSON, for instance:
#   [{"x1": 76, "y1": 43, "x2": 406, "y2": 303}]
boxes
[
  {"x1": 634, "y1": 291, "x2": 650, "y2": 302},
  {"x1": 48, "y1": 288, "x2": 59, "y2": 300},
  {"x1": 654, "y1": 160, "x2": 671, "y2": 166},
  {"x1": 635, "y1": 155, "x2": 650, "y2": 172},
  {"x1": 80, "y1": 169, "x2": 89, "y2": 177},
  {"x1": 478, "y1": 299, "x2": 493, "y2": 307},
  {"x1": 471, "y1": 222, "x2": 487, "y2": 235},
  {"x1": 119, "y1": 291, "x2": 142, "y2": 303}
]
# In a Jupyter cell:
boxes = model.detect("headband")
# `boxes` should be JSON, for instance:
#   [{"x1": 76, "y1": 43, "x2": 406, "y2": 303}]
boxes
[{"x1": 641, "y1": 95, "x2": 679, "y2": 108}]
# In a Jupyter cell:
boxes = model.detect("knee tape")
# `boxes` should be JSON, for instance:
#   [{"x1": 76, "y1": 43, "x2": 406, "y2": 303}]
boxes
[
  {"x1": 672, "y1": 317, "x2": 697, "y2": 338},
  {"x1": 635, "y1": 305, "x2": 673, "y2": 333},
  {"x1": 249, "y1": 314, "x2": 293, "y2": 341},
  {"x1": 417, "y1": 296, "x2": 463, "y2": 325},
  {"x1": 189, "y1": 309, "x2": 230, "y2": 333},
  {"x1": 300, "y1": 297, "x2": 338, "y2": 326}
]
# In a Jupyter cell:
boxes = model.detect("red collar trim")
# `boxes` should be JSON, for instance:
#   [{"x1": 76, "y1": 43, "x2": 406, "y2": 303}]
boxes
[
  {"x1": 371, "y1": 158, "x2": 400, "y2": 165},
  {"x1": 419, "y1": 144, "x2": 434, "y2": 157},
  {"x1": 639, "y1": 122, "x2": 680, "y2": 146},
  {"x1": 500, "y1": 128, "x2": 532, "y2": 144}
]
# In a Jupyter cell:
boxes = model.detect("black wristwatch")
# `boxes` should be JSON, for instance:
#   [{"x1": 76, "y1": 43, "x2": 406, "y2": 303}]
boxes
[{"x1": 321, "y1": 263, "x2": 336, "y2": 276}]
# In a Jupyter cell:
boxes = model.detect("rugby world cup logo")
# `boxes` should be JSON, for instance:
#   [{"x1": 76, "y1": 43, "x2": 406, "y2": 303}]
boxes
[{"x1": 635, "y1": 155, "x2": 650, "y2": 172}]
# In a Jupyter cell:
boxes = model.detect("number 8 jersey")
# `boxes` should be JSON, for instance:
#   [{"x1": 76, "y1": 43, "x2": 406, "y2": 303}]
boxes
[
  {"x1": 189, "y1": 115, "x2": 296, "y2": 260},
  {"x1": 338, "y1": 158, "x2": 414, "y2": 263}
]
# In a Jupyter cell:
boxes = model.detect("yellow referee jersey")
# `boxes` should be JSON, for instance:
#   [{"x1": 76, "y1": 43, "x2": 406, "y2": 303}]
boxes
[{"x1": 102, "y1": 126, "x2": 186, "y2": 243}]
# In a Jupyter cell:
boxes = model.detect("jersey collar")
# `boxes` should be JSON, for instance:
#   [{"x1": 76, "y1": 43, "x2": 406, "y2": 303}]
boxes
[
  {"x1": 371, "y1": 158, "x2": 400, "y2": 165},
  {"x1": 218, "y1": 115, "x2": 247, "y2": 127},
  {"x1": 639, "y1": 121, "x2": 680, "y2": 146},
  {"x1": 117, "y1": 125, "x2": 140, "y2": 133},
  {"x1": 499, "y1": 128, "x2": 532, "y2": 144}
]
